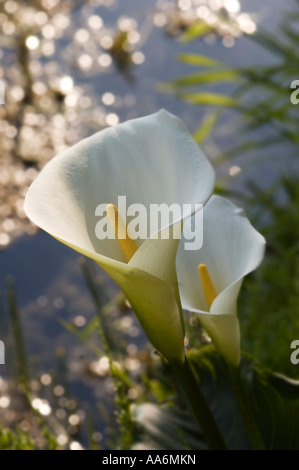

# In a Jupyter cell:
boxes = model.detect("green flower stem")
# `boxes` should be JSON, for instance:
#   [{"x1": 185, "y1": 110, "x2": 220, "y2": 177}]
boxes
[
  {"x1": 172, "y1": 356, "x2": 227, "y2": 450},
  {"x1": 228, "y1": 365, "x2": 265, "y2": 450}
]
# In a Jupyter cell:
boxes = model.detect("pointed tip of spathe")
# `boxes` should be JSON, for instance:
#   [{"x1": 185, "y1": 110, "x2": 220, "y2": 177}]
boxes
[
  {"x1": 118, "y1": 108, "x2": 178, "y2": 132},
  {"x1": 151, "y1": 108, "x2": 184, "y2": 125},
  {"x1": 161, "y1": 108, "x2": 185, "y2": 122}
]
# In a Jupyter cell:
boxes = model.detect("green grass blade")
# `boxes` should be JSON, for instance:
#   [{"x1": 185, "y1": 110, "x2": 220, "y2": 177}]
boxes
[
  {"x1": 178, "y1": 91, "x2": 237, "y2": 107},
  {"x1": 164, "y1": 69, "x2": 240, "y2": 88},
  {"x1": 193, "y1": 112, "x2": 221, "y2": 144},
  {"x1": 177, "y1": 53, "x2": 222, "y2": 68},
  {"x1": 179, "y1": 21, "x2": 211, "y2": 43}
]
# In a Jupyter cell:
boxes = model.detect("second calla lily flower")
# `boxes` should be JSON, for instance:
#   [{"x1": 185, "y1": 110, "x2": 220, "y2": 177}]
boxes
[
  {"x1": 24, "y1": 110, "x2": 215, "y2": 364},
  {"x1": 177, "y1": 195, "x2": 266, "y2": 367}
]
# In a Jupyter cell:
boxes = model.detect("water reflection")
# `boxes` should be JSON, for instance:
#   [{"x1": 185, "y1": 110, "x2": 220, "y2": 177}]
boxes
[
  {"x1": 155, "y1": 0, "x2": 256, "y2": 44},
  {"x1": 0, "y1": 0, "x2": 146, "y2": 248}
]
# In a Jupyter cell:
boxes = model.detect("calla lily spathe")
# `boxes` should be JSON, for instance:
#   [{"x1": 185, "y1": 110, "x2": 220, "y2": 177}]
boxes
[
  {"x1": 177, "y1": 195, "x2": 266, "y2": 367},
  {"x1": 24, "y1": 110, "x2": 215, "y2": 364}
]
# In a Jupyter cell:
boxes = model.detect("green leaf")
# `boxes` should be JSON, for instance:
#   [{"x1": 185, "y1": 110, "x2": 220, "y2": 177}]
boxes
[
  {"x1": 177, "y1": 53, "x2": 222, "y2": 68},
  {"x1": 178, "y1": 92, "x2": 237, "y2": 107},
  {"x1": 165, "y1": 69, "x2": 240, "y2": 88},
  {"x1": 193, "y1": 112, "x2": 221, "y2": 144},
  {"x1": 179, "y1": 21, "x2": 211, "y2": 43}
]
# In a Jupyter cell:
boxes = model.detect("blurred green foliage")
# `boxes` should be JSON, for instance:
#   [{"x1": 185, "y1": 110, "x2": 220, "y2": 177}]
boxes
[
  {"x1": 239, "y1": 177, "x2": 299, "y2": 378},
  {"x1": 162, "y1": 0, "x2": 299, "y2": 157},
  {"x1": 133, "y1": 347, "x2": 299, "y2": 450},
  {"x1": 0, "y1": 426, "x2": 35, "y2": 450}
]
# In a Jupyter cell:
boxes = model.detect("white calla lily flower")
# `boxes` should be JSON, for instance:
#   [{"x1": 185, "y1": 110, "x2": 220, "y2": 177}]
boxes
[
  {"x1": 177, "y1": 195, "x2": 266, "y2": 367},
  {"x1": 24, "y1": 110, "x2": 215, "y2": 364}
]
